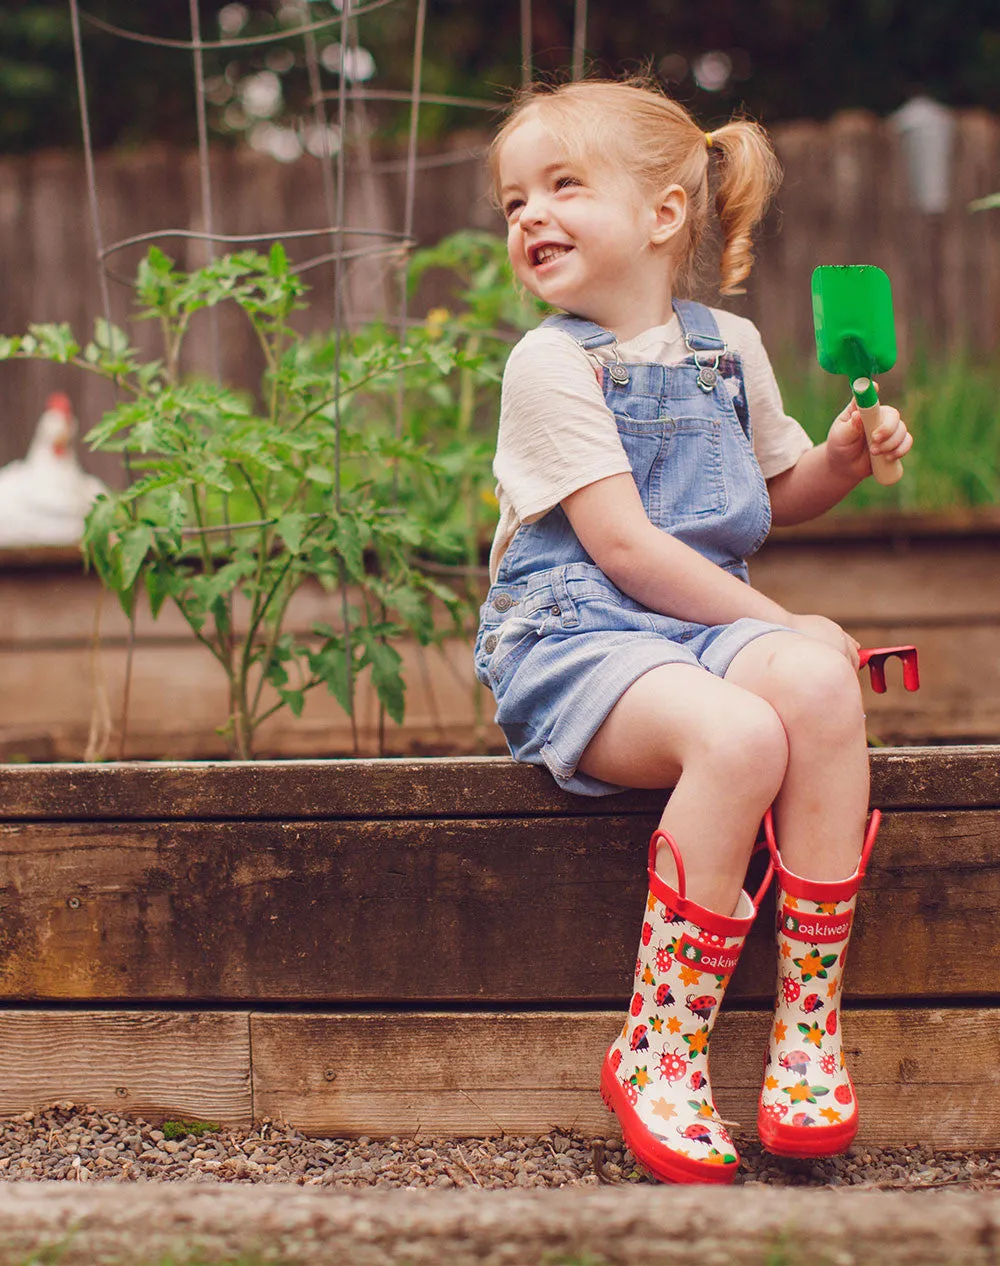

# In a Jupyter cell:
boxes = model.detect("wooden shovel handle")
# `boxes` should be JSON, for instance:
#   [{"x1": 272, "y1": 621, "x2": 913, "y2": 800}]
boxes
[{"x1": 854, "y1": 378, "x2": 903, "y2": 486}]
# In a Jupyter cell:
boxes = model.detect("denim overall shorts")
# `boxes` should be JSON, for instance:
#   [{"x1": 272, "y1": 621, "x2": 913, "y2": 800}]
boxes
[{"x1": 474, "y1": 300, "x2": 790, "y2": 796}]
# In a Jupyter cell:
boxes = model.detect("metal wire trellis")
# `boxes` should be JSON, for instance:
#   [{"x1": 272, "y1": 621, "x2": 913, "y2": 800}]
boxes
[{"x1": 68, "y1": 0, "x2": 589, "y2": 760}]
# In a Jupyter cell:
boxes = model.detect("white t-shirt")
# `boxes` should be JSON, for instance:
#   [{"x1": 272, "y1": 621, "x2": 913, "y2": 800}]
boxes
[{"x1": 488, "y1": 309, "x2": 814, "y2": 581}]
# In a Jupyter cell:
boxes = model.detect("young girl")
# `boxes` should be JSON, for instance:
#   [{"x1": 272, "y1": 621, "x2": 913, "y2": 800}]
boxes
[{"x1": 474, "y1": 77, "x2": 913, "y2": 1184}]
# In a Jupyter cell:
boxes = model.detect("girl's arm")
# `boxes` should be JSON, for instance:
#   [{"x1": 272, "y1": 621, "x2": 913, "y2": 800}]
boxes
[
  {"x1": 563, "y1": 473, "x2": 793, "y2": 626},
  {"x1": 562, "y1": 472, "x2": 860, "y2": 662},
  {"x1": 768, "y1": 397, "x2": 913, "y2": 526}
]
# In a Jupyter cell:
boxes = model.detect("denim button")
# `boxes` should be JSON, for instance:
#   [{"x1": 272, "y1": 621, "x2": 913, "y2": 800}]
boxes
[
  {"x1": 483, "y1": 634, "x2": 499, "y2": 653},
  {"x1": 551, "y1": 606, "x2": 560, "y2": 616},
  {"x1": 493, "y1": 593, "x2": 513, "y2": 612}
]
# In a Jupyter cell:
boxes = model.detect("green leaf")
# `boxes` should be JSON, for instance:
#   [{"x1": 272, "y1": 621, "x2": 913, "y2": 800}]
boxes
[
  {"x1": 278, "y1": 687, "x2": 305, "y2": 717},
  {"x1": 275, "y1": 512, "x2": 308, "y2": 555},
  {"x1": 361, "y1": 635, "x2": 405, "y2": 724},
  {"x1": 144, "y1": 561, "x2": 176, "y2": 619},
  {"x1": 94, "y1": 318, "x2": 132, "y2": 356},
  {"x1": 117, "y1": 523, "x2": 156, "y2": 591},
  {"x1": 309, "y1": 641, "x2": 354, "y2": 716},
  {"x1": 26, "y1": 322, "x2": 78, "y2": 363}
]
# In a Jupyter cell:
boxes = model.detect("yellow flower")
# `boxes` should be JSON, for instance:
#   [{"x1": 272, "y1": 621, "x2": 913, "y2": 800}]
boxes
[{"x1": 425, "y1": 307, "x2": 450, "y2": 339}]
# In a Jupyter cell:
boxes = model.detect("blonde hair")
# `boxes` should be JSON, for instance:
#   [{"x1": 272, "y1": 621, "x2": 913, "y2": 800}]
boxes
[{"x1": 489, "y1": 76, "x2": 782, "y2": 297}]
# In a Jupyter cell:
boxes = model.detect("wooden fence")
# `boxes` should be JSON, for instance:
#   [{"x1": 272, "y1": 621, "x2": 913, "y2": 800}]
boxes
[
  {"x1": 0, "y1": 750, "x2": 998, "y2": 1146},
  {"x1": 1, "y1": 109, "x2": 999, "y2": 478}
]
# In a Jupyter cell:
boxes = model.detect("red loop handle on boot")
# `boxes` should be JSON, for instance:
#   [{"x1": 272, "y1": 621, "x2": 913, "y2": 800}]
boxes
[
  {"x1": 649, "y1": 829, "x2": 686, "y2": 901},
  {"x1": 748, "y1": 843, "x2": 775, "y2": 912},
  {"x1": 857, "y1": 808, "x2": 881, "y2": 879},
  {"x1": 651, "y1": 828, "x2": 773, "y2": 916},
  {"x1": 763, "y1": 807, "x2": 882, "y2": 898}
]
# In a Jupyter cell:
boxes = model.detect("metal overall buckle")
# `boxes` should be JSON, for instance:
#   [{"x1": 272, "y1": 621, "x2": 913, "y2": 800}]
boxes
[
  {"x1": 607, "y1": 342, "x2": 629, "y2": 387},
  {"x1": 684, "y1": 333, "x2": 725, "y2": 392}
]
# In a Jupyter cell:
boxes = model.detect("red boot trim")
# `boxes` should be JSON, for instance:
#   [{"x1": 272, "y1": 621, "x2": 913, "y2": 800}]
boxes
[
  {"x1": 647, "y1": 830, "x2": 757, "y2": 938},
  {"x1": 765, "y1": 810, "x2": 881, "y2": 903},
  {"x1": 600, "y1": 1053, "x2": 740, "y2": 1185},
  {"x1": 758, "y1": 1089, "x2": 859, "y2": 1158}
]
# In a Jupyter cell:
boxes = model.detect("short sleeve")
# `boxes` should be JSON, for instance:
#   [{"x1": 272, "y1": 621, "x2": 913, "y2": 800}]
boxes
[
  {"x1": 494, "y1": 327, "x2": 633, "y2": 524},
  {"x1": 723, "y1": 316, "x2": 814, "y2": 479}
]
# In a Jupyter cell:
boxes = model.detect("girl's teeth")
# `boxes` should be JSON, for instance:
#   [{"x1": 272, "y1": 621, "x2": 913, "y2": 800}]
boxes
[{"x1": 535, "y1": 245, "x2": 568, "y2": 265}]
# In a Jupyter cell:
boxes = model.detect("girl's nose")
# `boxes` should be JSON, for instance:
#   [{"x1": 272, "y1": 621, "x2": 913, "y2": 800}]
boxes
[{"x1": 520, "y1": 192, "x2": 550, "y2": 227}]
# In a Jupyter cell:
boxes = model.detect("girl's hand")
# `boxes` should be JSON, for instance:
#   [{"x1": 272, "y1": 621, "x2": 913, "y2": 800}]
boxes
[
  {"x1": 787, "y1": 612, "x2": 861, "y2": 669},
  {"x1": 826, "y1": 393, "x2": 914, "y2": 482}
]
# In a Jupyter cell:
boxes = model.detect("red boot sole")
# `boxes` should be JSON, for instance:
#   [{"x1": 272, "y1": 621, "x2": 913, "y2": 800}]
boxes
[
  {"x1": 758, "y1": 1098, "x2": 858, "y2": 1158},
  {"x1": 600, "y1": 1054, "x2": 739, "y2": 1185}
]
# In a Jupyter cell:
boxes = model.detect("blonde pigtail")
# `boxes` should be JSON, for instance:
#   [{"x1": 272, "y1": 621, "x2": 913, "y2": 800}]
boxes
[{"x1": 708, "y1": 120, "x2": 782, "y2": 295}]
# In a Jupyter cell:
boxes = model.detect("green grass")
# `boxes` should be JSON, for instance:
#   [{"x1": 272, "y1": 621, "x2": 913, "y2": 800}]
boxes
[{"x1": 774, "y1": 347, "x2": 1000, "y2": 512}]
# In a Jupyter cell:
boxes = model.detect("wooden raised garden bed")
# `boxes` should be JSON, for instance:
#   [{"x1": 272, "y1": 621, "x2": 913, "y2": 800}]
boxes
[
  {"x1": 1, "y1": 509, "x2": 998, "y2": 761},
  {"x1": 0, "y1": 749, "x2": 998, "y2": 1148}
]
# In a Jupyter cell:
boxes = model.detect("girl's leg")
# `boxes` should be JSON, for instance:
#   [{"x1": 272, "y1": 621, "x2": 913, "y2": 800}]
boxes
[
  {"x1": 578, "y1": 661, "x2": 789, "y2": 913},
  {"x1": 581, "y1": 663, "x2": 785, "y2": 1183},
  {"x1": 723, "y1": 631, "x2": 874, "y2": 1156},
  {"x1": 723, "y1": 632, "x2": 869, "y2": 880}
]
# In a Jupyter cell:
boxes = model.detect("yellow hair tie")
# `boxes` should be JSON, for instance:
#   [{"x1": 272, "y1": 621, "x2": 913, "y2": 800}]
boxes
[{"x1": 705, "y1": 131, "x2": 714, "y2": 149}]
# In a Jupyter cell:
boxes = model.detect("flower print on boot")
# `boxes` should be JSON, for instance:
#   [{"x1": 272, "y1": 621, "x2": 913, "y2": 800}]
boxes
[
  {"x1": 758, "y1": 810, "x2": 880, "y2": 1157},
  {"x1": 601, "y1": 828, "x2": 772, "y2": 1184}
]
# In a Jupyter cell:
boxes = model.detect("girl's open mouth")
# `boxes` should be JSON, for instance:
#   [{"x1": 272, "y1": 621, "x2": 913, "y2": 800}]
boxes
[{"x1": 530, "y1": 242, "x2": 573, "y2": 267}]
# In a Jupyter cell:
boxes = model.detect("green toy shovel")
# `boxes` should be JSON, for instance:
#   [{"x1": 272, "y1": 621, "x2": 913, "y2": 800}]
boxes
[{"x1": 811, "y1": 264, "x2": 903, "y2": 486}]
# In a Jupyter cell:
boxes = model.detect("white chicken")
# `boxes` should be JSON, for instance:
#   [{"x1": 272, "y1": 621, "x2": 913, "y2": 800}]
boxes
[{"x1": 0, "y1": 393, "x2": 109, "y2": 547}]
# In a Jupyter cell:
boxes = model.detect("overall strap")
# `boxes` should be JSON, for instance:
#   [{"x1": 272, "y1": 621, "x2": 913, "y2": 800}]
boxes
[
  {"x1": 672, "y1": 299, "x2": 727, "y2": 352},
  {"x1": 540, "y1": 312, "x2": 617, "y2": 350},
  {"x1": 673, "y1": 299, "x2": 728, "y2": 393}
]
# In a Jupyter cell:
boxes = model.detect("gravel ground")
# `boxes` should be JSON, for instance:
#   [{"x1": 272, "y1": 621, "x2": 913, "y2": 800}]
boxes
[{"x1": 1, "y1": 1103, "x2": 999, "y2": 1192}]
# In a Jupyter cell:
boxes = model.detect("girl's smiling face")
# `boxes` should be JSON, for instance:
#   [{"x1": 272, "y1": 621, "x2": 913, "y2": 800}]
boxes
[{"x1": 497, "y1": 113, "x2": 684, "y2": 339}]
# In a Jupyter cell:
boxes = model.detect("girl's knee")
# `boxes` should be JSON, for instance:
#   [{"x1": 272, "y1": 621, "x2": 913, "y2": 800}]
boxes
[
  {"x1": 773, "y1": 642, "x2": 865, "y2": 735},
  {"x1": 688, "y1": 694, "x2": 788, "y2": 797}
]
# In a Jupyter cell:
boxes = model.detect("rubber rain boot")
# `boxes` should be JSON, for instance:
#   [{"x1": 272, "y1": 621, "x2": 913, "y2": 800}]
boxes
[
  {"x1": 758, "y1": 809, "x2": 880, "y2": 1157},
  {"x1": 601, "y1": 827, "x2": 772, "y2": 1184}
]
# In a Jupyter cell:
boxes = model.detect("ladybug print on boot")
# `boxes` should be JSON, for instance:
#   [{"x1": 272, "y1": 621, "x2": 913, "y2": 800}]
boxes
[
  {"x1": 758, "y1": 817, "x2": 880, "y2": 1160},
  {"x1": 686, "y1": 994, "x2": 717, "y2": 1022},
  {"x1": 630, "y1": 1024, "x2": 650, "y2": 1052},
  {"x1": 603, "y1": 836, "x2": 759, "y2": 1185}
]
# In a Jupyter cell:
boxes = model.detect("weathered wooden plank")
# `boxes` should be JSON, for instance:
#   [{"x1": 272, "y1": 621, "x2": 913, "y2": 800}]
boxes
[
  {"x1": 250, "y1": 1008, "x2": 1000, "y2": 1149},
  {"x1": 0, "y1": 748, "x2": 998, "y2": 821},
  {"x1": 0, "y1": 636, "x2": 501, "y2": 763},
  {"x1": 3, "y1": 619, "x2": 998, "y2": 759},
  {"x1": 753, "y1": 536, "x2": 1000, "y2": 622},
  {"x1": 4, "y1": 519, "x2": 999, "y2": 645},
  {"x1": 0, "y1": 1011, "x2": 251, "y2": 1126},
  {"x1": 0, "y1": 810, "x2": 996, "y2": 1003}
]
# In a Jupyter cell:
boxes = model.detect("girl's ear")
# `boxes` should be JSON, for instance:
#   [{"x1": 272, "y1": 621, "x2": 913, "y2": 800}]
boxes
[{"x1": 650, "y1": 185, "x2": 687, "y2": 247}]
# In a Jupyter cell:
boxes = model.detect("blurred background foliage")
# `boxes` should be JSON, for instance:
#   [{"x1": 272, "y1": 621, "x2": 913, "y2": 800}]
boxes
[{"x1": 3, "y1": 0, "x2": 1000, "y2": 155}]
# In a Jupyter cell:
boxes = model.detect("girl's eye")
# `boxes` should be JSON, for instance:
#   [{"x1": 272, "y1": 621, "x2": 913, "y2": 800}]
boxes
[
  {"x1": 555, "y1": 175, "x2": 581, "y2": 191},
  {"x1": 503, "y1": 198, "x2": 524, "y2": 220}
]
